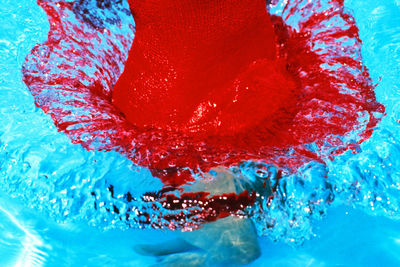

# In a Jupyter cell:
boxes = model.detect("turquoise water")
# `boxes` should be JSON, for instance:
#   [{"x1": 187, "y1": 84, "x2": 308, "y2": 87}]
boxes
[{"x1": 0, "y1": 0, "x2": 400, "y2": 266}]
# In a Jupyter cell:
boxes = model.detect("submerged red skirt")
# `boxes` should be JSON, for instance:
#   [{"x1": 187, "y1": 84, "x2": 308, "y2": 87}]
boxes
[{"x1": 22, "y1": 0, "x2": 384, "y2": 229}]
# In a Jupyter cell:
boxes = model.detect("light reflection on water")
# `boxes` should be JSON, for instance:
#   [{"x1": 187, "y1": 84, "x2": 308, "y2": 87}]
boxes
[{"x1": 0, "y1": 194, "x2": 46, "y2": 267}]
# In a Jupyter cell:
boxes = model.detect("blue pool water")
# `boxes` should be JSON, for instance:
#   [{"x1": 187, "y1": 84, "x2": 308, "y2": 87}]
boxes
[{"x1": 0, "y1": 0, "x2": 400, "y2": 266}]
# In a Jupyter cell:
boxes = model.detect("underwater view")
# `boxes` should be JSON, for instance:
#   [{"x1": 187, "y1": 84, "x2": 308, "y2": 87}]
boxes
[{"x1": 1, "y1": 0, "x2": 400, "y2": 266}]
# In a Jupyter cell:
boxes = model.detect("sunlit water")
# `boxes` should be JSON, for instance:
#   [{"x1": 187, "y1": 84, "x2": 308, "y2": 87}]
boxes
[{"x1": 0, "y1": 0, "x2": 400, "y2": 266}]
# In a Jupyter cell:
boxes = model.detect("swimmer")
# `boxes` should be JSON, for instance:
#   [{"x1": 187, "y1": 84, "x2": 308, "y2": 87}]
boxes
[
  {"x1": 113, "y1": 1, "x2": 278, "y2": 264},
  {"x1": 22, "y1": 0, "x2": 384, "y2": 266}
]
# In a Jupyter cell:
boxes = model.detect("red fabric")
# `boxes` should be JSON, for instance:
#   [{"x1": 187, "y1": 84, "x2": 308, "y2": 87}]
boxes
[
  {"x1": 112, "y1": 0, "x2": 296, "y2": 136},
  {"x1": 23, "y1": 0, "x2": 384, "y2": 188},
  {"x1": 22, "y1": 0, "x2": 385, "y2": 227}
]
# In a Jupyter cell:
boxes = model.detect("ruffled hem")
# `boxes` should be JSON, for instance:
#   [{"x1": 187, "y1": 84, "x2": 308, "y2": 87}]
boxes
[{"x1": 22, "y1": 0, "x2": 384, "y2": 230}]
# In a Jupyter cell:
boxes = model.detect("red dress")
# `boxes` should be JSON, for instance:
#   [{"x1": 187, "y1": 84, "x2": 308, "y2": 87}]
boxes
[{"x1": 22, "y1": 0, "x2": 384, "y2": 229}]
